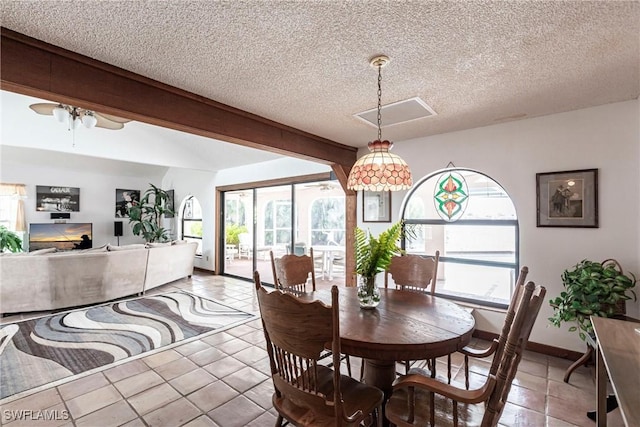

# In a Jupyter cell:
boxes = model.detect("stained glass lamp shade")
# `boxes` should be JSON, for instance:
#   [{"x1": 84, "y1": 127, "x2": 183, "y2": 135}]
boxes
[{"x1": 347, "y1": 140, "x2": 412, "y2": 191}]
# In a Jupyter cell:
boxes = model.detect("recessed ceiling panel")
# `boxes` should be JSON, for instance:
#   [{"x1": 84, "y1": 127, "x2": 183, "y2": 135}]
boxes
[{"x1": 355, "y1": 97, "x2": 437, "y2": 128}]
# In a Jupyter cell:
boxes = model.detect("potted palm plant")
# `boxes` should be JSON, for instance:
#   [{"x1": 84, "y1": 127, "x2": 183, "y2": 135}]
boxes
[
  {"x1": 549, "y1": 259, "x2": 637, "y2": 341},
  {"x1": 354, "y1": 221, "x2": 404, "y2": 308},
  {"x1": 0, "y1": 225, "x2": 23, "y2": 253},
  {"x1": 128, "y1": 183, "x2": 175, "y2": 243}
]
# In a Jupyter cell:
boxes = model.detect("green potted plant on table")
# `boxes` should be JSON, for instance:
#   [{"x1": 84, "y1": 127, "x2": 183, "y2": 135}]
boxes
[
  {"x1": 354, "y1": 221, "x2": 404, "y2": 309},
  {"x1": 128, "y1": 183, "x2": 175, "y2": 243},
  {"x1": 0, "y1": 225, "x2": 23, "y2": 253},
  {"x1": 549, "y1": 259, "x2": 637, "y2": 341}
]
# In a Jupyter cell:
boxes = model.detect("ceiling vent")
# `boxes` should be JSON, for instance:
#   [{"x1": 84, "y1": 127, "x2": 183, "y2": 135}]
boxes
[{"x1": 354, "y1": 97, "x2": 437, "y2": 128}]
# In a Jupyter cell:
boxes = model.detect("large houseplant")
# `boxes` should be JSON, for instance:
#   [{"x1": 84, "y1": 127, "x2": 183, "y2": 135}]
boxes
[
  {"x1": 354, "y1": 221, "x2": 404, "y2": 308},
  {"x1": 226, "y1": 224, "x2": 247, "y2": 247},
  {"x1": 0, "y1": 226, "x2": 23, "y2": 253},
  {"x1": 549, "y1": 259, "x2": 637, "y2": 341},
  {"x1": 128, "y1": 184, "x2": 175, "y2": 243}
]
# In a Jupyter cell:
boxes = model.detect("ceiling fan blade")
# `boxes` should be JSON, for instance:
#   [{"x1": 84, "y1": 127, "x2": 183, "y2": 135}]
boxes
[
  {"x1": 29, "y1": 103, "x2": 57, "y2": 115},
  {"x1": 99, "y1": 113, "x2": 131, "y2": 124},
  {"x1": 95, "y1": 114, "x2": 124, "y2": 130}
]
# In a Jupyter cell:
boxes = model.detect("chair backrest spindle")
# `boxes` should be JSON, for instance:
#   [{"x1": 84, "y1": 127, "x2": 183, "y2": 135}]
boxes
[
  {"x1": 482, "y1": 280, "x2": 545, "y2": 426},
  {"x1": 255, "y1": 271, "x2": 345, "y2": 420},
  {"x1": 488, "y1": 266, "x2": 529, "y2": 376}
]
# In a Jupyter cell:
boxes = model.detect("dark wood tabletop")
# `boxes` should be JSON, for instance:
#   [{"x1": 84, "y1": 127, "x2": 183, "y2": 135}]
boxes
[
  {"x1": 301, "y1": 287, "x2": 475, "y2": 360},
  {"x1": 299, "y1": 287, "x2": 475, "y2": 397}
]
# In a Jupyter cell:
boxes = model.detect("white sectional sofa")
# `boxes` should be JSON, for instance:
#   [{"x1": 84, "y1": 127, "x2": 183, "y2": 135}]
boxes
[{"x1": 0, "y1": 241, "x2": 198, "y2": 315}]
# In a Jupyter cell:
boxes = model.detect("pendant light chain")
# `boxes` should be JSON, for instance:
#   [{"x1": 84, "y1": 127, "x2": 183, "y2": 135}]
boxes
[
  {"x1": 377, "y1": 63, "x2": 383, "y2": 142},
  {"x1": 346, "y1": 54, "x2": 413, "y2": 191}
]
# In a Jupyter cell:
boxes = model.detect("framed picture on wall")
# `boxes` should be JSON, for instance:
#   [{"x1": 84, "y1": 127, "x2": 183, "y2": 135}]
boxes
[
  {"x1": 363, "y1": 191, "x2": 392, "y2": 222},
  {"x1": 115, "y1": 189, "x2": 140, "y2": 218},
  {"x1": 536, "y1": 168, "x2": 598, "y2": 228},
  {"x1": 164, "y1": 189, "x2": 175, "y2": 218},
  {"x1": 36, "y1": 185, "x2": 80, "y2": 212}
]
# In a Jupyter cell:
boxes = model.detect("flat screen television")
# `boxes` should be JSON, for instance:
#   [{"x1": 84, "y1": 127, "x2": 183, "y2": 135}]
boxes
[{"x1": 29, "y1": 223, "x2": 93, "y2": 252}]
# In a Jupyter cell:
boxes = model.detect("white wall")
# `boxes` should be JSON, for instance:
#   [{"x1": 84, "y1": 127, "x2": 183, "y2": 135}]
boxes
[
  {"x1": 380, "y1": 100, "x2": 639, "y2": 352},
  {"x1": 161, "y1": 168, "x2": 217, "y2": 270},
  {"x1": 0, "y1": 147, "x2": 167, "y2": 248},
  {"x1": 215, "y1": 157, "x2": 330, "y2": 186}
]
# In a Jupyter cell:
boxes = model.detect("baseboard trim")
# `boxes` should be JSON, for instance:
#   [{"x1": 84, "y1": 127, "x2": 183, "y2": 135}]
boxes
[
  {"x1": 194, "y1": 267, "x2": 215, "y2": 274},
  {"x1": 472, "y1": 329, "x2": 584, "y2": 361}
]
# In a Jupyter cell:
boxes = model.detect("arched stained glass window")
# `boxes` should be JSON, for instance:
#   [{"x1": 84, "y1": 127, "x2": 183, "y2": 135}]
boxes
[{"x1": 401, "y1": 169, "x2": 518, "y2": 307}]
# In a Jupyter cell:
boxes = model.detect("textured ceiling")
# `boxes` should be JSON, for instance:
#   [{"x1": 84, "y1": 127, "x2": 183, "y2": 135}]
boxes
[{"x1": 2, "y1": 1, "x2": 639, "y2": 149}]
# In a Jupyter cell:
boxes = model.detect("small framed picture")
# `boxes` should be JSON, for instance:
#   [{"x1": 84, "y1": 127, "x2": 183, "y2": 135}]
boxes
[
  {"x1": 363, "y1": 191, "x2": 392, "y2": 222},
  {"x1": 536, "y1": 168, "x2": 598, "y2": 228},
  {"x1": 115, "y1": 189, "x2": 140, "y2": 218}
]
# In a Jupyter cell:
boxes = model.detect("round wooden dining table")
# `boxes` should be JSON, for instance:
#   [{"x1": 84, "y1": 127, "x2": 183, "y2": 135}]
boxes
[{"x1": 298, "y1": 286, "x2": 475, "y2": 398}]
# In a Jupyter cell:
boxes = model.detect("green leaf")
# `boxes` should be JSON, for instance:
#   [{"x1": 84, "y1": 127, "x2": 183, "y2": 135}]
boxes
[
  {"x1": 127, "y1": 183, "x2": 174, "y2": 243},
  {"x1": 550, "y1": 258, "x2": 637, "y2": 341}
]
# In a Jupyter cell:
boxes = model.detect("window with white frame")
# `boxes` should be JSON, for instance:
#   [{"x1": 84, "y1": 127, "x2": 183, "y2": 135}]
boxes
[
  {"x1": 263, "y1": 200, "x2": 292, "y2": 246},
  {"x1": 0, "y1": 183, "x2": 26, "y2": 233},
  {"x1": 401, "y1": 169, "x2": 518, "y2": 307},
  {"x1": 309, "y1": 197, "x2": 345, "y2": 246}
]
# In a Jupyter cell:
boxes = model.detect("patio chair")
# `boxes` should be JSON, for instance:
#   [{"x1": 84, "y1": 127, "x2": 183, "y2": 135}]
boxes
[{"x1": 238, "y1": 232, "x2": 252, "y2": 259}]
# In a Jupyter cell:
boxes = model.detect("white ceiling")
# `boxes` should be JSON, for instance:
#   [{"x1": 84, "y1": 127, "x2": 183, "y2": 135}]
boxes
[
  {"x1": 1, "y1": 1, "x2": 639, "y2": 165},
  {"x1": 1, "y1": 90, "x2": 285, "y2": 172}
]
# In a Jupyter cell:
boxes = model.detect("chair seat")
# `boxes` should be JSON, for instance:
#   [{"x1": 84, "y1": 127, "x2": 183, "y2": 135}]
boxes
[
  {"x1": 273, "y1": 365, "x2": 384, "y2": 426},
  {"x1": 386, "y1": 385, "x2": 486, "y2": 427}
]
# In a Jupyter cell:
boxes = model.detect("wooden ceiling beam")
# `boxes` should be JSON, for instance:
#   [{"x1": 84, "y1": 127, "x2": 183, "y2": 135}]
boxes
[{"x1": 0, "y1": 27, "x2": 357, "y2": 168}]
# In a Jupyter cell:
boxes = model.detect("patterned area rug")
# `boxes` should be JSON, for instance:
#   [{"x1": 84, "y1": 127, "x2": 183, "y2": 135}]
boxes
[{"x1": 0, "y1": 291, "x2": 255, "y2": 400}]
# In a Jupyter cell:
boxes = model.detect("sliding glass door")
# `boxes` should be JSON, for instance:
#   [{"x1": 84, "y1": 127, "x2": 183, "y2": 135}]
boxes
[
  {"x1": 223, "y1": 190, "x2": 254, "y2": 280},
  {"x1": 221, "y1": 178, "x2": 345, "y2": 285}
]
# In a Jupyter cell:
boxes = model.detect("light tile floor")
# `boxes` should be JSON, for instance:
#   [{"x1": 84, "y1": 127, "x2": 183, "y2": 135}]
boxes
[{"x1": 0, "y1": 273, "x2": 625, "y2": 426}]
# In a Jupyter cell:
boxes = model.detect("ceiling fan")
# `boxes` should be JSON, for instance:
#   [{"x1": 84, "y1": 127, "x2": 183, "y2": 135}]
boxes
[{"x1": 29, "y1": 102, "x2": 130, "y2": 130}]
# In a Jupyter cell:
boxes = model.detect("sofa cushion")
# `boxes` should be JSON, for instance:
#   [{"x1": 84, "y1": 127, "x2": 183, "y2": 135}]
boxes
[
  {"x1": 146, "y1": 242, "x2": 172, "y2": 248},
  {"x1": 107, "y1": 244, "x2": 147, "y2": 251},
  {"x1": 85, "y1": 244, "x2": 109, "y2": 252},
  {"x1": 0, "y1": 252, "x2": 28, "y2": 257},
  {"x1": 29, "y1": 248, "x2": 57, "y2": 256},
  {"x1": 53, "y1": 245, "x2": 109, "y2": 255}
]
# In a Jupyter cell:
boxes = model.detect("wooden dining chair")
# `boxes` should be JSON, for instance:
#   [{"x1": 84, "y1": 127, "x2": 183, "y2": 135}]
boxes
[
  {"x1": 270, "y1": 248, "x2": 316, "y2": 293},
  {"x1": 456, "y1": 266, "x2": 529, "y2": 389},
  {"x1": 270, "y1": 249, "x2": 352, "y2": 376},
  {"x1": 383, "y1": 252, "x2": 440, "y2": 376},
  {"x1": 254, "y1": 271, "x2": 384, "y2": 427},
  {"x1": 384, "y1": 252, "x2": 440, "y2": 295},
  {"x1": 385, "y1": 280, "x2": 546, "y2": 427}
]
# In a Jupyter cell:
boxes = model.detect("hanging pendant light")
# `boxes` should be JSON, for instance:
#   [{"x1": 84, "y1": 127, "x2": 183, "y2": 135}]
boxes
[{"x1": 347, "y1": 55, "x2": 412, "y2": 191}]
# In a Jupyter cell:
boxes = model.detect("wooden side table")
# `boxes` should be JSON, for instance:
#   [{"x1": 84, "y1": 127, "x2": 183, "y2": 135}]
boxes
[{"x1": 591, "y1": 316, "x2": 640, "y2": 426}]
